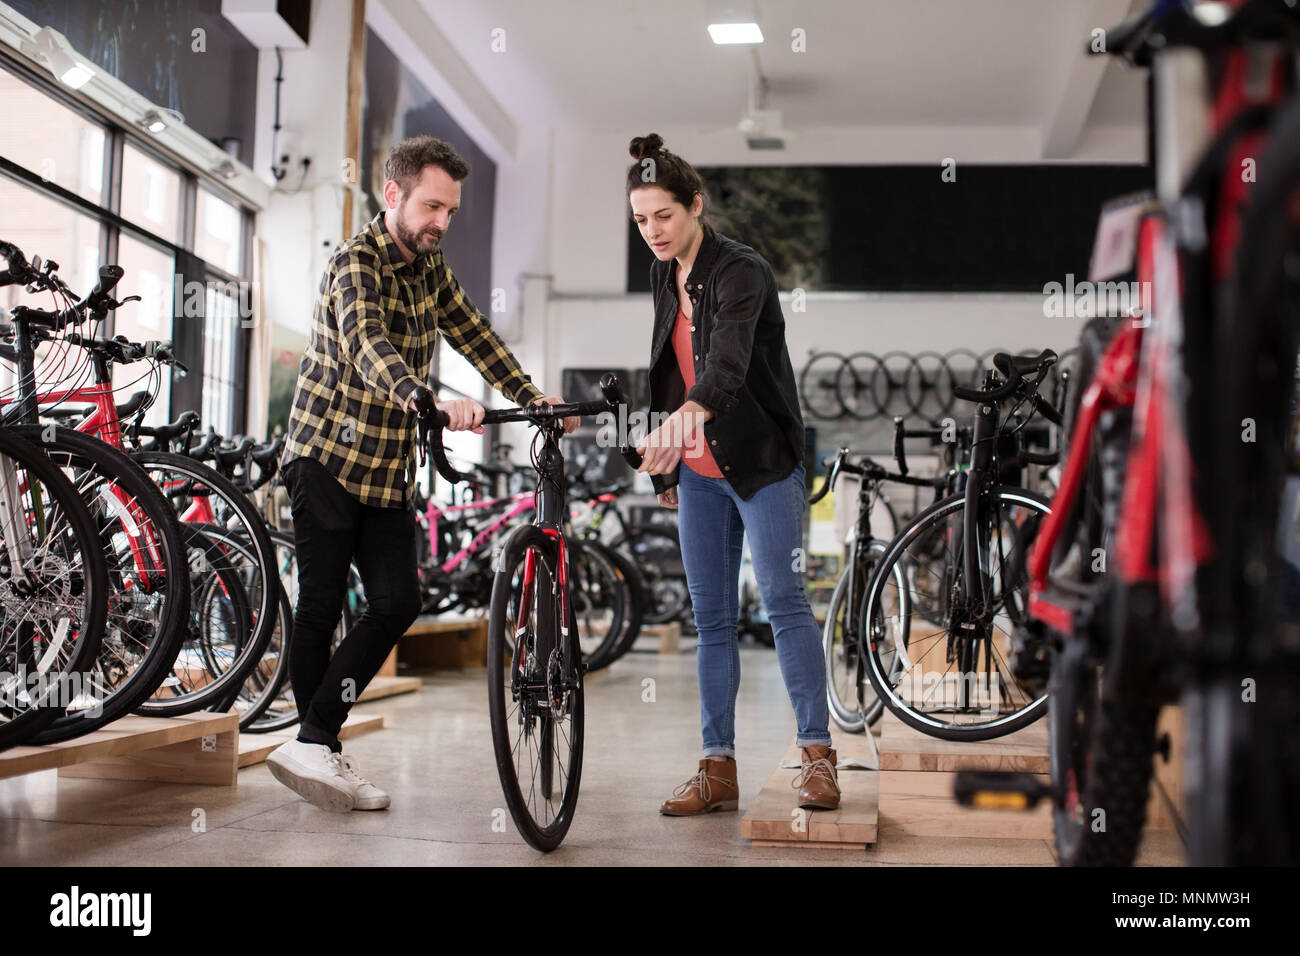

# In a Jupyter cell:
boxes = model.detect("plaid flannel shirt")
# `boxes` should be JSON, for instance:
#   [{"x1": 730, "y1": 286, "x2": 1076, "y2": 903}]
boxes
[{"x1": 283, "y1": 212, "x2": 544, "y2": 507}]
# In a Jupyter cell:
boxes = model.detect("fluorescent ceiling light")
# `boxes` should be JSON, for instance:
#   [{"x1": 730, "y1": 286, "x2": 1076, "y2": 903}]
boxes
[{"x1": 708, "y1": 22, "x2": 763, "y2": 44}]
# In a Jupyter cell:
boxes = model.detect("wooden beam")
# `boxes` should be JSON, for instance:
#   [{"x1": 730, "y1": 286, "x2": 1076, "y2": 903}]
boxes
[{"x1": 342, "y1": 0, "x2": 367, "y2": 239}]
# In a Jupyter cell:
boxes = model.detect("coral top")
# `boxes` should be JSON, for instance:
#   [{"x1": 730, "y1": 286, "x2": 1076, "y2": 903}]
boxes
[{"x1": 670, "y1": 307, "x2": 724, "y2": 478}]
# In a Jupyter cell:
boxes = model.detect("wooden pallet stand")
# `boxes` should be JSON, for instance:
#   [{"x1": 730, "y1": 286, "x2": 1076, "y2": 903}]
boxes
[
  {"x1": 0, "y1": 712, "x2": 239, "y2": 786},
  {"x1": 237, "y1": 712, "x2": 386, "y2": 767},
  {"x1": 358, "y1": 675, "x2": 422, "y2": 701},
  {"x1": 627, "y1": 622, "x2": 683, "y2": 654},
  {"x1": 379, "y1": 614, "x2": 489, "y2": 675},
  {"x1": 740, "y1": 729, "x2": 879, "y2": 850},
  {"x1": 876, "y1": 711, "x2": 1053, "y2": 839}
]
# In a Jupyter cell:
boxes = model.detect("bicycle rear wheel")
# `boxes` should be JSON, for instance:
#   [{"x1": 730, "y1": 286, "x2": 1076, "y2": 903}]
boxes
[
  {"x1": 613, "y1": 525, "x2": 687, "y2": 625},
  {"x1": 824, "y1": 541, "x2": 907, "y2": 732},
  {"x1": 487, "y1": 527, "x2": 583, "y2": 851},
  {"x1": 0, "y1": 428, "x2": 107, "y2": 749}
]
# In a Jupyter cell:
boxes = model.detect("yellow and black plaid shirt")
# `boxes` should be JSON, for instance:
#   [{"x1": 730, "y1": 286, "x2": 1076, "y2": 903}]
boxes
[{"x1": 284, "y1": 212, "x2": 544, "y2": 507}]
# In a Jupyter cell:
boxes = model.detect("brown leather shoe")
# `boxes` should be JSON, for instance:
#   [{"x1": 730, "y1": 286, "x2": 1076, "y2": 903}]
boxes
[
  {"x1": 659, "y1": 757, "x2": 739, "y2": 815},
  {"x1": 795, "y1": 745, "x2": 840, "y2": 810}
]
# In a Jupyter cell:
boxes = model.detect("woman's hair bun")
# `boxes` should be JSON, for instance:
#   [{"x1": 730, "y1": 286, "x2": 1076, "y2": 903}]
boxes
[{"x1": 628, "y1": 133, "x2": 665, "y2": 160}]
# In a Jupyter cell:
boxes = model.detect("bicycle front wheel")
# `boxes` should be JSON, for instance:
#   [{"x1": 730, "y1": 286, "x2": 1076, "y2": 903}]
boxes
[
  {"x1": 487, "y1": 527, "x2": 583, "y2": 851},
  {"x1": 0, "y1": 428, "x2": 107, "y2": 750},
  {"x1": 863, "y1": 487, "x2": 1051, "y2": 741}
]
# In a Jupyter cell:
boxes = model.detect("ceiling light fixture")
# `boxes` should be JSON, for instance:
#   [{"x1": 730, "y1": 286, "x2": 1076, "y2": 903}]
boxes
[
  {"x1": 28, "y1": 26, "x2": 95, "y2": 88},
  {"x1": 707, "y1": 0, "x2": 763, "y2": 44},
  {"x1": 137, "y1": 107, "x2": 185, "y2": 135},
  {"x1": 707, "y1": 22, "x2": 763, "y2": 44}
]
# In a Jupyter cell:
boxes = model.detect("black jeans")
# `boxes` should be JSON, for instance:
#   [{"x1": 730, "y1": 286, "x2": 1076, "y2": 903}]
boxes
[{"x1": 282, "y1": 456, "x2": 421, "y2": 750}]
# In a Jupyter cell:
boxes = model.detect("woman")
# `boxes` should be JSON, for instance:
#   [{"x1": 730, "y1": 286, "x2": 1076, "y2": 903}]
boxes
[{"x1": 628, "y1": 133, "x2": 839, "y2": 815}]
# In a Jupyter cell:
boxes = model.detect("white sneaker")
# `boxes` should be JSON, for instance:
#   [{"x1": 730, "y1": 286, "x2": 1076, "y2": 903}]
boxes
[
  {"x1": 265, "y1": 739, "x2": 356, "y2": 812},
  {"x1": 335, "y1": 754, "x2": 391, "y2": 810}
]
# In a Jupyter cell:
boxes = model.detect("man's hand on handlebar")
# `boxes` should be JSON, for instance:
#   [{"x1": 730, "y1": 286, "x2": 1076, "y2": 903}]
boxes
[
  {"x1": 410, "y1": 390, "x2": 485, "y2": 434},
  {"x1": 527, "y1": 395, "x2": 580, "y2": 434}
]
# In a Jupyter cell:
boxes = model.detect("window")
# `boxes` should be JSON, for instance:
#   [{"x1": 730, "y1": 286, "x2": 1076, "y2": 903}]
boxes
[
  {"x1": 112, "y1": 233, "x2": 174, "y2": 425},
  {"x1": 0, "y1": 60, "x2": 254, "y2": 437},
  {"x1": 431, "y1": 338, "x2": 488, "y2": 502},
  {"x1": 201, "y1": 284, "x2": 241, "y2": 435},
  {"x1": 195, "y1": 187, "x2": 242, "y2": 275},
  {"x1": 121, "y1": 142, "x2": 180, "y2": 242},
  {"x1": 0, "y1": 179, "x2": 100, "y2": 304},
  {"x1": 0, "y1": 68, "x2": 104, "y2": 205}
]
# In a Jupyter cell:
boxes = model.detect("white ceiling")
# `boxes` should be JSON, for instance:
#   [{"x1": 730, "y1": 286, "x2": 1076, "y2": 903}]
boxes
[{"x1": 417, "y1": 0, "x2": 1146, "y2": 146}]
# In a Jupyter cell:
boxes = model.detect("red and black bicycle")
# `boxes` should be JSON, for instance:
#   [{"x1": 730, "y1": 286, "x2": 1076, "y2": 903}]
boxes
[
  {"x1": 421, "y1": 373, "x2": 641, "y2": 852},
  {"x1": 969, "y1": 0, "x2": 1300, "y2": 866}
]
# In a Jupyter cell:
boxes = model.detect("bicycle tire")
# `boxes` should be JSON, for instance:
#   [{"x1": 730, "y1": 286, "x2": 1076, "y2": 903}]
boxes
[
  {"x1": 862, "y1": 487, "x2": 1052, "y2": 741},
  {"x1": 565, "y1": 538, "x2": 628, "y2": 671},
  {"x1": 612, "y1": 525, "x2": 688, "y2": 625},
  {"x1": 147, "y1": 522, "x2": 254, "y2": 713},
  {"x1": 245, "y1": 545, "x2": 358, "y2": 734},
  {"x1": 131, "y1": 452, "x2": 279, "y2": 716},
  {"x1": 487, "y1": 526, "x2": 583, "y2": 851},
  {"x1": 0, "y1": 427, "x2": 108, "y2": 749},
  {"x1": 15, "y1": 425, "x2": 189, "y2": 744},
  {"x1": 1055, "y1": 686, "x2": 1160, "y2": 866},
  {"x1": 595, "y1": 542, "x2": 646, "y2": 665},
  {"x1": 825, "y1": 539, "x2": 912, "y2": 732}
]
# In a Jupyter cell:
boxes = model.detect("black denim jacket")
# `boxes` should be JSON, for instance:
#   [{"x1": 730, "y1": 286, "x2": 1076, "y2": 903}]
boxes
[{"x1": 645, "y1": 223, "x2": 805, "y2": 501}]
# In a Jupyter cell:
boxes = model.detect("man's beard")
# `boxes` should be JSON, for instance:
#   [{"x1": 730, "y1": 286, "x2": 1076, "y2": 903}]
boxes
[{"x1": 395, "y1": 206, "x2": 442, "y2": 256}]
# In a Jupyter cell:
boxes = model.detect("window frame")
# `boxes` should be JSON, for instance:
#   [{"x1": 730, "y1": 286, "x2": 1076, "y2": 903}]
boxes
[{"x1": 0, "y1": 49, "x2": 255, "y2": 433}]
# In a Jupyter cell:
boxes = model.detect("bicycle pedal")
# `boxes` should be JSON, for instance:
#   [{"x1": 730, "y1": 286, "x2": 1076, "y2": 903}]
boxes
[{"x1": 953, "y1": 771, "x2": 1047, "y2": 810}]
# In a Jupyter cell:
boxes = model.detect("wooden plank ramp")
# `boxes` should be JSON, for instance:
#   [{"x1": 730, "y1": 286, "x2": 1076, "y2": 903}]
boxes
[
  {"x1": 740, "y1": 729, "x2": 878, "y2": 850},
  {"x1": 0, "y1": 712, "x2": 238, "y2": 786},
  {"x1": 357, "y1": 675, "x2": 421, "y2": 702},
  {"x1": 875, "y1": 711, "x2": 1053, "y2": 839},
  {"x1": 237, "y1": 713, "x2": 386, "y2": 768}
]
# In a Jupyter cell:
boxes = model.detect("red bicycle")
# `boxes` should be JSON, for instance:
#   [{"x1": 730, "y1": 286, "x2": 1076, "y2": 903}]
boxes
[{"x1": 975, "y1": 0, "x2": 1300, "y2": 866}]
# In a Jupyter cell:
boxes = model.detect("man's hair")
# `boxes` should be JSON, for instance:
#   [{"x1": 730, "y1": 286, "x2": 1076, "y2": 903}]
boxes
[{"x1": 385, "y1": 136, "x2": 470, "y2": 196}]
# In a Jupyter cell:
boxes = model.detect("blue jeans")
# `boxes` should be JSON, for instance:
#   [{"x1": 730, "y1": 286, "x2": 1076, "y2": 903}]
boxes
[{"x1": 677, "y1": 460, "x2": 831, "y2": 757}]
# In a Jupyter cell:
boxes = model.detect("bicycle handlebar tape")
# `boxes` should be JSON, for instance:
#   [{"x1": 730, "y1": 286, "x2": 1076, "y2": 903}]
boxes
[
  {"x1": 412, "y1": 386, "x2": 469, "y2": 486},
  {"x1": 893, "y1": 416, "x2": 910, "y2": 476}
]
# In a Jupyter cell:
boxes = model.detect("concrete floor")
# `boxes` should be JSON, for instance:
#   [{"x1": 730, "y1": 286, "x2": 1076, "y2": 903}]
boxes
[{"x1": 0, "y1": 646, "x2": 1185, "y2": 866}]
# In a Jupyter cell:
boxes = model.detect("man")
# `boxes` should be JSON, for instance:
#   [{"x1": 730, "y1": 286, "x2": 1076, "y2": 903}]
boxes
[{"x1": 267, "y1": 136, "x2": 576, "y2": 812}]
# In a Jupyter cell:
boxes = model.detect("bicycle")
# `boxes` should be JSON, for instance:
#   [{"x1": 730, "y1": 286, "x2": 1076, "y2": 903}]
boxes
[
  {"x1": 421, "y1": 372, "x2": 640, "y2": 851},
  {"x1": 859, "y1": 351, "x2": 1062, "y2": 740},
  {"x1": 977, "y1": 0, "x2": 1300, "y2": 866},
  {"x1": 0, "y1": 245, "x2": 192, "y2": 743},
  {"x1": 810, "y1": 438, "x2": 947, "y2": 733}
]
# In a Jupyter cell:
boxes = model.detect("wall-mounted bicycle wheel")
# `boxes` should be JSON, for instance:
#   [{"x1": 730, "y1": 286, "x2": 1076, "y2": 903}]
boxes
[{"x1": 799, "y1": 351, "x2": 850, "y2": 420}]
